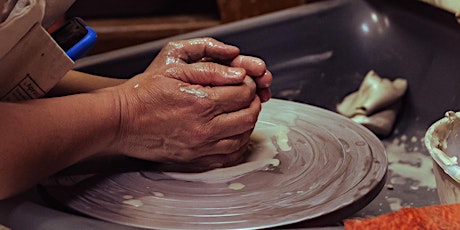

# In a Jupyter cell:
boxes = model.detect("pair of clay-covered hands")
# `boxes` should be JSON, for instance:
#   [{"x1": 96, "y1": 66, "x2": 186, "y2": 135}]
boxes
[{"x1": 105, "y1": 38, "x2": 272, "y2": 169}]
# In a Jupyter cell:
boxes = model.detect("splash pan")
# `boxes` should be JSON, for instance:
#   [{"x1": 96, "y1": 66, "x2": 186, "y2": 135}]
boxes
[{"x1": 42, "y1": 99, "x2": 387, "y2": 229}]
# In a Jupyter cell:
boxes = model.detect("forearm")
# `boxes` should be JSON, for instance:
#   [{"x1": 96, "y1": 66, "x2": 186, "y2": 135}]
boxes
[
  {"x1": 0, "y1": 89, "x2": 120, "y2": 199},
  {"x1": 46, "y1": 70, "x2": 126, "y2": 97}
]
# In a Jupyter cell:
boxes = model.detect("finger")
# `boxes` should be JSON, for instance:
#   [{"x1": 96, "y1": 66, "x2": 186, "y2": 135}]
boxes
[
  {"x1": 254, "y1": 70, "x2": 273, "y2": 89},
  {"x1": 175, "y1": 76, "x2": 256, "y2": 116},
  {"x1": 167, "y1": 37, "x2": 240, "y2": 63},
  {"x1": 208, "y1": 96, "x2": 261, "y2": 139},
  {"x1": 160, "y1": 139, "x2": 250, "y2": 173},
  {"x1": 193, "y1": 145, "x2": 250, "y2": 169},
  {"x1": 159, "y1": 130, "x2": 252, "y2": 172},
  {"x1": 203, "y1": 76, "x2": 257, "y2": 114},
  {"x1": 164, "y1": 63, "x2": 247, "y2": 86},
  {"x1": 257, "y1": 88, "x2": 272, "y2": 103},
  {"x1": 230, "y1": 55, "x2": 267, "y2": 77},
  {"x1": 199, "y1": 131, "x2": 252, "y2": 159}
]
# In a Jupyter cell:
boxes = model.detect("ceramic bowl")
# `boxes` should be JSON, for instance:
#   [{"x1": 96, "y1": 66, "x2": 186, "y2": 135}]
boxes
[{"x1": 424, "y1": 111, "x2": 460, "y2": 204}]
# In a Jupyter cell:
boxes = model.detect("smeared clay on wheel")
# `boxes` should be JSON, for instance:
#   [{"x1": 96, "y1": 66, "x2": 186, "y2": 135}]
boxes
[
  {"x1": 42, "y1": 99, "x2": 387, "y2": 230},
  {"x1": 163, "y1": 124, "x2": 288, "y2": 183}
]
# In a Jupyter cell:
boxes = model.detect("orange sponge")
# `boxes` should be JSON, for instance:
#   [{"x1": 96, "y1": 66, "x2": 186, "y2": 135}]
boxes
[{"x1": 345, "y1": 203, "x2": 460, "y2": 230}]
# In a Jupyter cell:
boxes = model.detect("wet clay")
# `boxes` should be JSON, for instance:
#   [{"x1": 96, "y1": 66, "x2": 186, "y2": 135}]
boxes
[
  {"x1": 386, "y1": 136, "x2": 436, "y2": 189},
  {"x1": 162, "y1": 124, "x2": 289, "y2": 184},
  {"x1": 179, "y1": 86, "x2": 208, "y2": 98},
  {"x1": 337, "y1": 70, "x2": 408, "y2": 137}
]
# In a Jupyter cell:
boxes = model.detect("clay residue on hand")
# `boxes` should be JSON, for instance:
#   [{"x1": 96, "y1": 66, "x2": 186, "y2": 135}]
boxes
[
  {"x1": 336, "y1": 70, "x2": 408, "y2": 137},
  {"x1": 179, "y1": 86, "x2": 208, "y2": 98}
]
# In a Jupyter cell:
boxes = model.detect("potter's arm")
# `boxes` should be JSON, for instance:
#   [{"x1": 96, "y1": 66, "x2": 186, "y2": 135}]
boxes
[{"x1": 46, "y1": 70, "x2": 126, "y2": 97}]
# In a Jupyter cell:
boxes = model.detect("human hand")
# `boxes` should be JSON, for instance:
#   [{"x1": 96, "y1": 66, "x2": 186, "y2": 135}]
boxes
[
  {"x1": 108, "y1": 62, "x2": 261, "y2": 167},
  {"x1": 146, "y1": 37, "x2": 272, "y2": 102}
]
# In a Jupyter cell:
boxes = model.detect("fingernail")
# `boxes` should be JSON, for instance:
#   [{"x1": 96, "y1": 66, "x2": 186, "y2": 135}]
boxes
[{"x1": 227, "y1": 67, "x2": 244, "y2": 78}]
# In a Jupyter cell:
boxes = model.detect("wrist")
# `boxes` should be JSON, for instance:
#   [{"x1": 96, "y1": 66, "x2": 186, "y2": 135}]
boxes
[{"x1": 88, "y1": 87, "x2": 124, "y2": 158}]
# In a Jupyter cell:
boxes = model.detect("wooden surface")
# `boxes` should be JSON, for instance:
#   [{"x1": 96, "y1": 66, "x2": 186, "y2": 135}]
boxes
[
  {"x1": 67, "y1": 0, "x2": 306, "y2": 54},
  {"x1": 217, "y1": 0, "x2": 305, "y2": 23},
  {"x1": 85, "y1": 15, "x2": 220, "y2": 54}
]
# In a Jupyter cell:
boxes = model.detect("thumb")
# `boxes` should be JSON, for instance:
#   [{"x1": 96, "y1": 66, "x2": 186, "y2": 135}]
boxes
[{"x1": 164, "y1": 63, "x2": 246, "y2": 86}]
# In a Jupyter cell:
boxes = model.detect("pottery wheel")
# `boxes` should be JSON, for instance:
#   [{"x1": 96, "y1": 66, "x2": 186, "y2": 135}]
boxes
[{"x1": 42, "y1": 99, "x2": 387, "y2": 229}]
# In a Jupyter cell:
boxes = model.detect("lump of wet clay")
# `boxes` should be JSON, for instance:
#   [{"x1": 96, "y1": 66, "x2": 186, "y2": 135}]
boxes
[{"x1": 336, "y1": 70, "x2": 408, "y2": 137}]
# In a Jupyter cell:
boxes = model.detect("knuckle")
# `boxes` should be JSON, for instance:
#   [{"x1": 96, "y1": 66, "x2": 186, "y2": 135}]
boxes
[
  {"x1": 199, "y1": 62, "x2": 220, "y2": 79},
  {"x1": 202, "y1": 37, "x2": 216, "y2": 44},
  {"x1": 227, "y1": 139, "x2": 244, "y2": 153},
  {"x1": 183, "y1": 153, "x2": 197, "y2": 162},
  {"x1": 165, "y1": 41, "x2": 183, "y2": 50},
  {"x1": 192, "y1": 96, "x2": 214, "y2": 111},
  {"x1": 233, "y1": 56, "x2": 244, "y2": 67},
  {"x1": 205, "y1": 89, "x2": 219, "y2": 102},
  {"x1": 171, "y1": 151, "x2": 188, "y2": 162},
  {"x1": 164, "y1": 66, "x2": 182, "y2": 78},
  {"x1": 243, "y1": 79, "x2": 257, "y2": 96},
  {"x1": 218, "y1": 139, "x2": 240, "y2": 154},
  {"x1": 244, "y1": 76, "x2": 257, "y2": 88},
  {"x1": 191, "y1": 125, "x2": 213, "y2": 143},
  {"x1": 173, "y1": 150, "x2": 195, "y2": 162},
  {"x1": 244, "y1": 112, "x2": 259, "y2": 126},
  {"x1": 244, "y1": 87, "x2": 256, "y2": 101},
  {"x1": 189, "y1": 92, "x2": 217, "y2": 114},
  {"x1": 168, "y1": 65, "x2": 182, "y2": 72}
]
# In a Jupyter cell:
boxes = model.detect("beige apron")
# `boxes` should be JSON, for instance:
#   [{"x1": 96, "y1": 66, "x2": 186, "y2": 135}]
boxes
[{"x1": 0, "y1": 0, "x2": 75, "y2": 101}]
